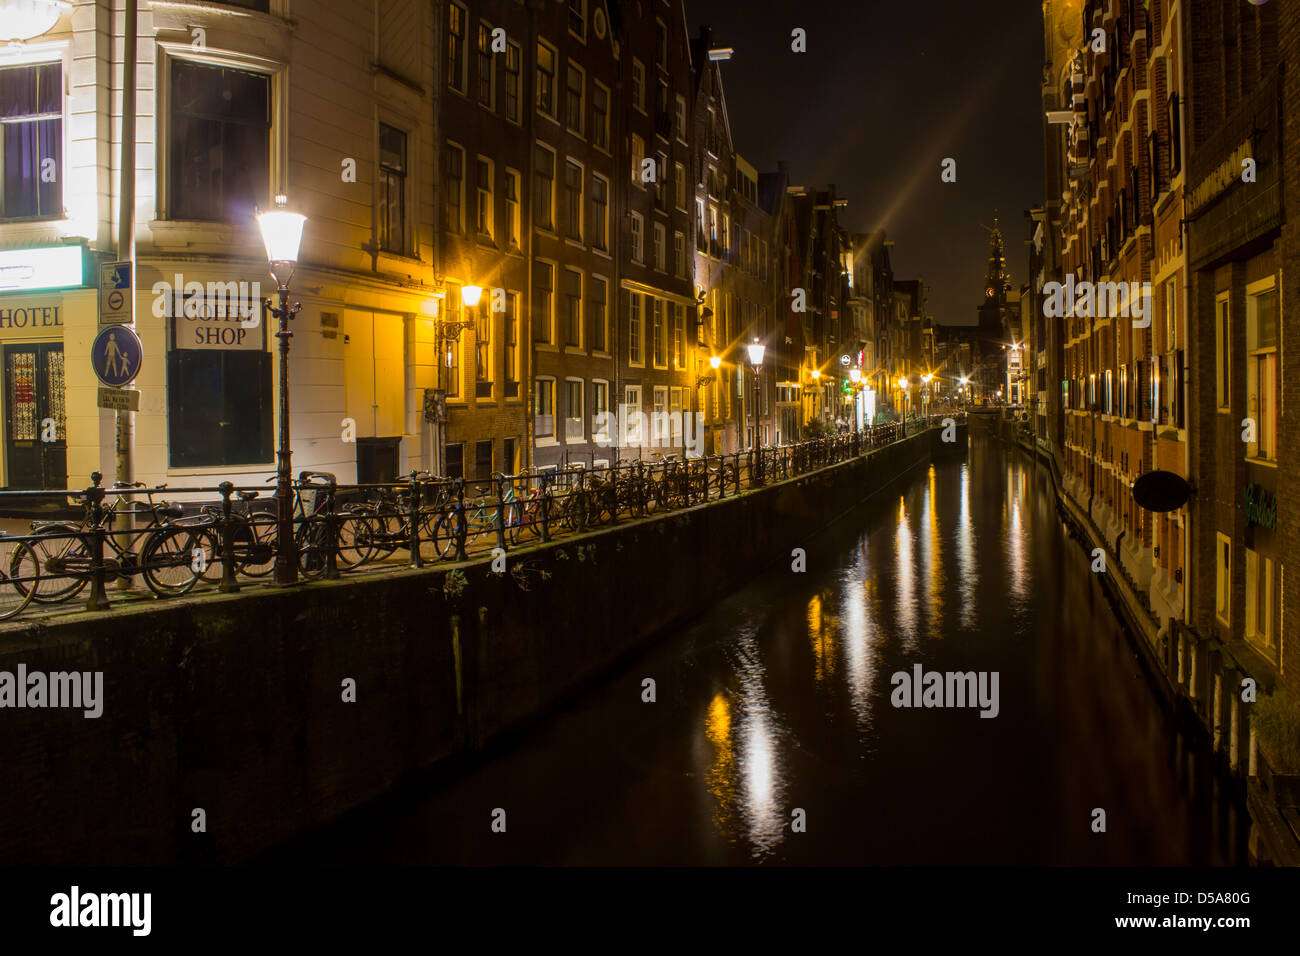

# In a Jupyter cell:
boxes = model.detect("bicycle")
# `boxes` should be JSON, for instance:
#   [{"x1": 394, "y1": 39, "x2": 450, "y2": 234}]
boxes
[
  {"x1": 0, "y1": 533, "x2": 39, "y2": 621},
  {"x1": 23, "y1": 479, "x2": 214, "y2": 600}
]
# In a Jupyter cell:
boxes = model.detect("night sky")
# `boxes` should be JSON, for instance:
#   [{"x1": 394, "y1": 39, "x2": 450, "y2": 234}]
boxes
[{"x1": 686, "y1": 0, "x2": 1046, "y2": 326}]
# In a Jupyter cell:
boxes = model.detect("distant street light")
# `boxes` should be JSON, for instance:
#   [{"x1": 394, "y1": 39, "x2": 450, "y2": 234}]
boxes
[
  {"x1": 748, "y1": 339, "x2": 765, "y2": 482},
  {"x1": 256, "y1": 195, "x2": 307, "y2": 586}
]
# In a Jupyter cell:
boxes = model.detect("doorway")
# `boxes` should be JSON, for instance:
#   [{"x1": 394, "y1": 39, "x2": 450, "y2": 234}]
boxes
[{"x1": 4, "y1": 343, "x2": 66, "y2": 489}]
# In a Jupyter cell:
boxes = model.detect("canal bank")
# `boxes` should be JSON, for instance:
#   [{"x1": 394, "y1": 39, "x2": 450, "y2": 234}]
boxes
[
  {"x1": 0, "y1": 426, "x2": 958, "y2": 865},
  {"x1": 975, "y1": 413, "x2": 1300, "y2": 867}
]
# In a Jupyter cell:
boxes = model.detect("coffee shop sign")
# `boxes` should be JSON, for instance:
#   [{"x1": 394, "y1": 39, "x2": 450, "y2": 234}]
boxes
[{"x1": 1244, "y1": 483, "x2": 1277, "y2": 531}]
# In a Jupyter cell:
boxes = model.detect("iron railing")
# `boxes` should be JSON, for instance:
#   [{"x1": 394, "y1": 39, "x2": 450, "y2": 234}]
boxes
[{"x1": 0, "y1": 414, "x2": 958, "y2": 624}]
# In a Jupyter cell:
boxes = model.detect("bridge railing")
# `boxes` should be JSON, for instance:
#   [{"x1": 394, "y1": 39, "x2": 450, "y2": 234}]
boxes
[{"x1": 0, "y1": 413, "x2": 961, "y2": 623}]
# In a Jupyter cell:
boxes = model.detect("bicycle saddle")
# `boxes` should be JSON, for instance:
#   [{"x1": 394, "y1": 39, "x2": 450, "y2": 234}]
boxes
[{"x1": 237, "y1": 490, "x2": 260, "y2": 500}]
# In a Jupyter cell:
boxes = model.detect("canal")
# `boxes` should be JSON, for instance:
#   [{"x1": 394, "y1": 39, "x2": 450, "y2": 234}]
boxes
[{"x1": 271, "y1": 434, "x2": 1249, "y2": 865}]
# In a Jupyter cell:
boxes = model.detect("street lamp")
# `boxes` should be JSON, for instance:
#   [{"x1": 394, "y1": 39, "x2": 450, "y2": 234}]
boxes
[
  {"x1": 695, "y1": 354, "x2": 722, "y2": 389},
  {"x1": 257, "y1": 195, "x2": 306, "y2": 586},
  {"x1": 431, "y1": 285, "x2": 479, "y2": 476},
  {"x1": 921, "y1": 373, "x2": 933, "y2": 420},
  {"x1": 747, "y1": 339, "x2": 765, "y2": 482},
  {"x1": 849, "y1": 367, "x2": 862, "y2": 435}
]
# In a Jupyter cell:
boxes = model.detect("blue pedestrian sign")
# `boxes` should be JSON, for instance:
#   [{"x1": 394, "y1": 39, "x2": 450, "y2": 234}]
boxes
[{"x1": 91, "y1": 325, "x2": 142, "y2": 387}]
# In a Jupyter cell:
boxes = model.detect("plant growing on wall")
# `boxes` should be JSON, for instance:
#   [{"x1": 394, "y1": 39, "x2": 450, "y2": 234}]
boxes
[{"x1": 1253, "y1": 683, "x2": 1300, "y2": 774}]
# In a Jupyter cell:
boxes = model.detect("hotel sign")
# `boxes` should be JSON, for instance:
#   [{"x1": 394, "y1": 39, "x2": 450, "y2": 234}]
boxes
[{"x1": 0, "y1": 305, "x2": 63, "y2": 337}]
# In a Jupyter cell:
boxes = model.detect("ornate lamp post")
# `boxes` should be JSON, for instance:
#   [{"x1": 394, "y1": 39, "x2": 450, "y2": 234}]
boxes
[
  {"x1": 257, "y1": 196, "x2": 306, "y2": 586},
  {"x1": 849, "y1": 367, "x2": 862, "y2": 434},
  {"x1": 747, "y1": 339, "x2": 765, "y2": 483}
]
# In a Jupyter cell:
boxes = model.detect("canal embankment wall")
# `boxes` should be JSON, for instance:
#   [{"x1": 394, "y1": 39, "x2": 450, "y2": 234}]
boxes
[{"x1": 0, "y1": 425, "x2": 963, "y2": 865}]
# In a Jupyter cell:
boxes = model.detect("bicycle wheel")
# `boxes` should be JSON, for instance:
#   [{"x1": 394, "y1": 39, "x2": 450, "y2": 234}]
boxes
[
  {"x1": 23, "y1": 524, "x2": 90, "y2": 604},
  {"x1": 140, "y1": 525, "x2": 205, "y2": 596},
  {"x1": 431, "y1": 510, "x2": 464, "y2": 559},
  {"x1": 238, "y1": 514, "x2": 278, "y2": 577},
  {"x1": 0, "y1": 539, "x2": 39, "y2": 621}
]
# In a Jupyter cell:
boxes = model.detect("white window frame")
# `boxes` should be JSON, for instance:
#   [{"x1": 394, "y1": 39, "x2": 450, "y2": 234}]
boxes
[
  {"x1": 535, "y1": 375, "x2": 557, "y2": 441},
  {"x1": 475, "y1": 154, "x2": 494, "y2": 240},
  {"x1": 564, "y1": 377, "x2": 585, "y2": 442},
  {"x1": 1246, "y1": 276, "x2": 1278, "y2": 462}
]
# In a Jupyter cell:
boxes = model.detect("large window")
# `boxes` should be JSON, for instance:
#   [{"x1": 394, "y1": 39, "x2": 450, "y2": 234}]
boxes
[
  {"x1": 505, "y1": 168, "x2": 521, "y2": 247},
  {"x1": 652, "y1": 298, "x2": 666, "y2": 368},
  {"x1": 652, "y1": 222, "x2": 666, "y2": 272},
  {"x1": 505, "y1": 291, "x2": 519, "y2": 392},
  {"x1": 564, "y1": 160, "x2": 582, "y2": 241},
  {"x1": 1215, "y1": 293, "x2": 1230, "y2": 410},
  {"x1": 629, "y1": 212, "x2": 643, "y2": 262},
  {"x1": 629, "y1": 292, "x2": 643, "y2": 365},
  {"x1": 535, "y1": 377, "x2": 555, "y2": 437},
  {"x1": 673, "y1": 231, "x2": 685, "y2": 278},
  {"x1": 1215, "y1": 532, "x2": 1231, "y2": 626},
  {"x1": 533, "y1": 144, "x2": 554, "y2": 231},
  {"x1": 1245, "y1": 548, "x2": 1278, "y2": 660},
  {"x1": 563, "y1": 268, "x2": 582, "y2": 347},
  {"x1": 168, "y1": 349, "x2": 272, "y2": 468},
  {"x1": 475, "y1": 156, "x2": 493, "y2": 239},
  {"x1": 477, "y1": 23, "x2": 494, "y2": 107},
  {"x1": 533, "y1": 261, "x2": 553, "y2": 343},
  {"x1": 565, "y1": 379, "x2": 584, "y2": 441},
  {"x1": 592, "y1": 82, "x2": 609, "y2": 150},
  {"x1": 632, "y1": 59, "x2": 645, "y2": 113},
  {"x1": 475, "y1": 301, "x2": 492, "y2": 395},
  {"x1": 590, "y1": 174, "x2": 608, "y2": 250},
  {"x1": 537, "y1": 41, "x2": 556, "y2": 118},
  {"x1": 565, "y1": 64, "x2": 584, "y2": 134},
  {"x1": 673, "y1": 303, "x2": 685, "y2": 368},
  {"x1": 505, "y1": 42, "x2": 522, "y2": 123},
  {"x1": 444, "y1": 143, "x2": 464, "y2": 233},
  {"x1": 1247, "y1": 281, "x2": 1278, "y2": 461},
  {"x1": 169, "y1": 60, "x2": 269, "y2": 222},
  {"x1": 378, "y1": 124, "x2": 407, "y2": 254},
  {"x1": 447, "y1": 3, "x2": 467, "y2": 93},
  {"x1": 590, "y1": 276, "x2": 607, "y2": 353},
  {"x1": 444, "y1": 296, "x2": 462, "y2": 397},
  {"x1": 0, "y1": 62, "x2": 61, "y2": 220}
]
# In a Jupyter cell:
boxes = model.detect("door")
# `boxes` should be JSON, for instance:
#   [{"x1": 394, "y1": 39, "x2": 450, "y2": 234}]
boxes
[{"x1": 4, "y1": 343, "x2": 66, "y2": 489}]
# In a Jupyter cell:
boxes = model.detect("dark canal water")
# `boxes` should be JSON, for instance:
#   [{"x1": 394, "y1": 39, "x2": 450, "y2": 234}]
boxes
[{"x1": 273, "y1": 435, "x2": 1249, "y2": 865}]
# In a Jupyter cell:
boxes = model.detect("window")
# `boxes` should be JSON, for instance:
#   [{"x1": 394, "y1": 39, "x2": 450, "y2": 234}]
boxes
[
  {"x1": 475, "y1": 440, "x2": 493, "y2": 478},
  {"x1": 632, "y1": 59, "x2": 645, "y2": 113},
  {"x1": 444, "y1": 143, "x2": 464, "y2": 233},
  {"x1": 629, "y1": 212, "x2": 644, "y2": 263},
  {"x1": 447, "y1": 4, "x2": 467, "y2": 93},
  {"x1": 446, "y1": 443, "x2": 465, "y2": 479},
  {"x1": 475, "y1": 301, "x2": 492, "y2": 391},
  {"x1": 565, "y1": 379, "x2": 584, "y2": 441},
  {"x1": 1104, "y1": 369, "x2": 1112, "y2": 415},
  {"x1": 655, "y1": 20, "x2": 668, "y2": 69},
  {"x1": 534, "y1": 144, "x2": 554, "y2": 230},
  {"x1": 378, "y1": 124, "x2": 406, "y2": 254},
  {"x1": 593, "y1": 381, "x2": 609, "y2": 439},
  {"x1": 1164, "y1": 278, "x2": 1177, "y2": 349},
  {"x1": 444, "y1": 295, "x2": 462, "y2": 397},
  {"x1": 653, "y1": 386, "x2": 669, "y2": 441},
  {"x1": 505, "y1": 168, "x2": 521, "y2": 247},
  {"x1": 1168, "y1": 92, "x2": 1181, "y2": 176},
  {"x1": 1215, "y1": 532, "x2": 1231, "y2": 626},
  {"x1": 629, "y1": 292, "x2": 643, "y2": 365},
  {"x1": 696, "y1": 198, "x2": 706, "y2": 245},
  {"x1": 503, "y1": 437, "x2": 517, "y2": 473},
  {"x1": 168, "y1": 60, "x2": 270, "y2": 223},
  {"x1": 1215, "y1": 292, "x2": 1230, "y2": 410},
  {"x1": 654, "y1": 152, "x2": 667, "y2": 209},
  {"x1": 652, "y1": 223, "x2": 666, "y2": 271},
  {"x1": 505, "y1": 42, "x2": 522, "y2": 123},
  {"x1": 624, "y1": 385, "x2": 643, "y2": 444},
  {"x1": 566, "y1": 64, "x2": 585, "y2": 133},
  {"x1": 168, "y1": 348, "x2": 272, "y2": 467},
  {"x1": 1119, "y1": 364, "x2": 1129, "y2": 419},
  {"x1": 1247, "y1": 280, "x2": 1278, "y2": 461},
  {"x1": 564, "y1": 160, "x2": 582, "y2": 240},
  {"x1": 592, "y1": 82, "x2": 610, "y2": 150},
  {"x1": 1245, "y1": 549, "x2": 1278, "y2": 658},
  {"x1": 673, "y1": 303, "x2": 685, "y2": 368},
  {"x1": 475, "y1": 156, "x2": 494, "y2": 240},
  {"x1": 675, "y1": 95, "x2": 687, "y2": 142},
  {"x1": 652, "y1": 298, "x2": 666, "y2": 368},
  {"x1": 477, "y1": 23, "x2": 494, "y2": 107},
  {"x1": 590, "y1": 276, "x2": 607, "y2": 352},
  {"x1": 533, "y1": 261, "x2": 554, "y2": 343},
  {"x1": 673, "y1": 231, "x2": 685, "y2": 278},
  {"x1": 568, "y1": 0, "x2": 587, "y2": 40},
  {"x1": 537, "y1": 41, "x2": 556, "y2": 117},
  {"x1": 674, "y1": 162, "x2": 686, "y2": 210},
  {"x1": 505, "y1": 291, "x2": 519, "y2": 390},
  {"x1": 630, "y1": 133, "x2": 645, "y2": 185},
  {"x1": 0, "y1": 62, "x2": 61, "y2": 219},
  {"x1": 590, "y1": 174, "x2": 608, "y2": 250},
  {"x1": 535, "y1": 377, "x2": 555, "y2": 437},
  {"x1": 563, "y1": 268, "x2": 582, "y2": 346}
]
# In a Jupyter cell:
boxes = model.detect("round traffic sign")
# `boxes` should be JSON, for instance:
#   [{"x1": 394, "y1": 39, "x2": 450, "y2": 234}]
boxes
[
  {"x1": 107, "y1": 290, "x2": 124, "y2": 311},
  {"x1": 92, "y1": 325, "x2": 142, "y2": 387}
]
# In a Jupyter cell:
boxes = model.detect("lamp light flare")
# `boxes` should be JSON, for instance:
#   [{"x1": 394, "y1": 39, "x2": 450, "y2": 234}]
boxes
[{"x1": 461, "y1": 285, "x2": 483, "y2": 308}]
